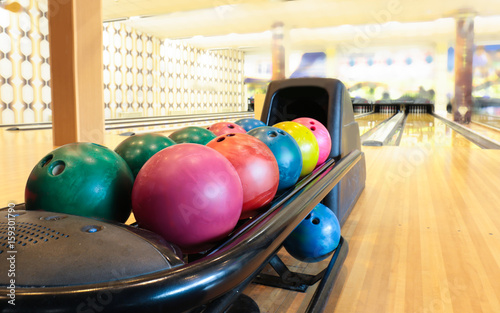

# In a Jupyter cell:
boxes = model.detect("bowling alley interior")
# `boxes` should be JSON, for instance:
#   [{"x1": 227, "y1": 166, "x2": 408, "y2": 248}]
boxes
[{"x1": 1, "y1": 0, "x2": 500, "y2": 312}]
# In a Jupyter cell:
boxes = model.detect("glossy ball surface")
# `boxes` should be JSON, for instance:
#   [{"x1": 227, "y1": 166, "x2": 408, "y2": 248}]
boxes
[
  {"x1": 207, "y1": 133, "x2": 279, "y2": 219},
  {"x1": 273, "y1": 121, "x2": 319, "y2": 177},
  {"x1": 284, "y1": 203, "x2": 341, "y2": 262},
  {"x1": 168, "y1": 126, "x2": 216, "y2": 145},
  {"x1": 132, "y1": 144, "x2": 243, "y2": 254},
  {"x1": 25, "y1": 142, "x2": 134, "y2": 222},
  {"x1": 114, "y1": 133, "x2": 176, "y2": 178},
  {"x1": 247, "y1": 126, "x2": 302, "y2": 192},
  {"x1": 235, "y1": 118, "x2": 266, "y2": 132},
  {"x1": 293, "y1": 117, "x2": 331, "y2": 167}
]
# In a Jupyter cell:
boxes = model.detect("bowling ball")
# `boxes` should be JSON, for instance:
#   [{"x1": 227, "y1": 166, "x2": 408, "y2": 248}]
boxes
[
  {"x1": 114, "y1": 133, "x2": 176, "y2": 178},
  {"x1": 208, "y1": 122, "x2": 246, "y2": 136},
  {"x1": 283, "y1": 203, "x2": 341, "y2": 263},
  {"x1": 273, "y1": 121, "x2": 319, "y2": 177},
  {"x1": 247, "y1": 126, "x2": 302, "y2": 192},
  {"x1": 235, "y1": 118, "x2": 266, "y2": 132},
  {"x1": 25, "y1": 142, "x2": 134, "y2": 223},
  {"x1": 207, "y1": 133, "x2": 279, "y2": 219},
  {"x1": 293, "y1": 117, "x2": 331, "y2": 167},
  {"x1": 132, "y1": 144, "x2": 243, "y2": 254},
  {"x1": 168, "y1": 126, "x2": 216, "y2": 145}
]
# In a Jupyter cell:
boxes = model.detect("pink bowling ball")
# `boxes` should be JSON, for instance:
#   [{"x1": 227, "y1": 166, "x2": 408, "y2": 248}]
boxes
[
  {"x1": 208, "y1": 122, "x2": 246, "y2": 136},
  {"x1": 132, "y1": 143, "x2": 243, "y2": 254},
  {"x1": 293, "y1": 118, "x2": 331, "y2": 167}
]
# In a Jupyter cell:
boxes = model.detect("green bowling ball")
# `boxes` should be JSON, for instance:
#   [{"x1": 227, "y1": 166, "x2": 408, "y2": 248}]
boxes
[
  {"x1": 114, "y1": 133, "x2": 176, "y2": 178},
  {"x1": 168, "y1": 126, "x2": 216, "y2": 145},
  {"x1": 25, "y1": 142, "x2": 134, "y2": 223}
]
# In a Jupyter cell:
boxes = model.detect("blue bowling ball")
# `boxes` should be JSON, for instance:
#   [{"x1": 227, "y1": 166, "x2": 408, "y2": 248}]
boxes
[
  {"x1": 247, "y1": 126, "x2": 302, "y2": 192},
  {"x1": 283, "y1": 203, "x2": 341, "y2": 262},
  {"x1": 235, "y1": 118, "x2": 266, "y2": 132}
]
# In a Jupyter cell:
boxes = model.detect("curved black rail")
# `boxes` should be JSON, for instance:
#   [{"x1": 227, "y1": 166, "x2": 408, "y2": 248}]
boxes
[{"x1": 0, "y1": 150, "x2": 362, "y2": 313}]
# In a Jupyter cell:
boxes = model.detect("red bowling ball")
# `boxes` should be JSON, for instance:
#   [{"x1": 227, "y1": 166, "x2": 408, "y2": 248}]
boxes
[
  {"x1": 208, "y1": 122, "x2": 247, "y2": 136},
  {"x1": 293, "y1": 117, "x2": 331, "y2": 167},
  {"x1": 132, "y1": 144, "x2": 243, "y2": 254},
  {"x1": 207, "y1": 133, "x2": 279, "y2": 219}
]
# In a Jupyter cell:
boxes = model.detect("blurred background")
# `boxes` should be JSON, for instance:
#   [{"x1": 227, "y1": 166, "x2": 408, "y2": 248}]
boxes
[{"x1": 0, "y1": 0, "x2": 499, "y2": 126}]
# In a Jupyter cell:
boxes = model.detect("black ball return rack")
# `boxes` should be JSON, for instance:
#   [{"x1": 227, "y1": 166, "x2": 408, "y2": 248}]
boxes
[{"x1": 0, "y1": 78, "x2": 365, "y2": 313}]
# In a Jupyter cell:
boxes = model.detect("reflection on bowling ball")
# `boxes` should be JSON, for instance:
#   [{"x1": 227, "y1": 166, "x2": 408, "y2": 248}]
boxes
[
  {"x1": 207, "y1": 133, "x2": 279, "y2": 219},
  {"x1": 114, "y1": 133, "x2": 176, "y2": 178},
  {"x1": 284, "y1": 203, "x2": 341, "y2": 263},
  {"x1": 25, "y1": 142, "x2": 134, "y2": 223},
  {"x1": 247, "y1": 126, "x2": 302, "y2": 192},
  {"x1": 273, "y1": 121, "x2": 319, "y2": 177},
  {"x1": 168, "y1": 126, "x2": 216, "y2": 145},
  {"x1": 293, "y1": 117, "x2": 331, "y2": 167},
  {"x1": 235, "y1": 118, "x2": 266, "y2": 132},
  {"x1": 132, "y1": 144, "x2": 243, "y2": 254},
  {"x1": 208, "y1": 122, "x2": 246, "y2": 136}
]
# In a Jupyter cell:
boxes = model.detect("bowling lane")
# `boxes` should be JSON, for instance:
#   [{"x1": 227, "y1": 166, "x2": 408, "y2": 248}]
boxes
[
  {"x1": 472, "y1": 114, "x2": 500, "y2": 129},
  {"x1": 465, "y1": 122, "x2": 500, "y2": 143},
  {"x1": 399, "y1": 114, "x2": 480, "y2": 148},
  {"x1": 356, "y1": 113, "x2": 394, "y2": 135}
]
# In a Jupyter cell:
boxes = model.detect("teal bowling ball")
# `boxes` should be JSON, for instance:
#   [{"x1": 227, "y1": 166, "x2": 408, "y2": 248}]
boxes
[
  {"x1": 25, "y1": 142, "x2": 134, "y2": 223},
  {"x1": 283, "y1": 203, "x2": 341, "y2": 262},
  {"x1": 235, "y1": 118, "x2": 266, "y2": 132},
  {"x1": 114, "y1": 133, "x2": 176, "y2": 178},
  {"x1": 168, "y1": 126, "x2": 216, "y2": 145},
  {"x1": 247, "y1": 126, "x2": 302, "y2": 192}
]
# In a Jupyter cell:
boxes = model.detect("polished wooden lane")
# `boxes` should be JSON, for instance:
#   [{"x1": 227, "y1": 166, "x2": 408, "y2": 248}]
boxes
[
  {"x1": 465, "y1": 122, "x2": 500, "y2": 143},
  {"x1": 355, "y1": 113, "x2": 394, "y2": 135},
  {"x1": 399, "y1": 114, "x2": 480, "y2": 148},
  {"x1": 3, "y1": 119, "x2": 500, "y2": 313},
  {"x1": 245, "y1": 146, "x2": 500, "y2": 313},
  {"x1": 472, "y1": 114, "x2": 500, "y2": 129}
]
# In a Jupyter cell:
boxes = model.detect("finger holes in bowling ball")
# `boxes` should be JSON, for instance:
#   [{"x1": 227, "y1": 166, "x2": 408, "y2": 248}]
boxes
[
  {"x1": 305, "y1": 214, "x2": 311, "y2": 219},
  {"x1": 228, "y1": 125, "x2": 235, "y2": 129},
  {"x1": 309, "y1": 121, "x2": 315, "y2": 125},
  {"x1": 40, "y1": 154, "x2": 53, "y2": 167},
  {"x1": 227, "y1": 133, "x2": 235, "y2": 137},
  {"x1": 50, "y1": 161, "x2": 66, "y2": 176},
  {"x1": 277, "y1": 130, "x2": 286, "y2": 136},
  {"x1": 312, "y1": 218, "x2": 320, "y2": 225},
  {"x1": 310, "y1": 126, "x2": 316, "y2": 131},
  {"x1": 217, "y1": 137, "x2": 226, "y2": 142},
  {"x1": 268, "y1": 131, "x2": 278, "y2": 138},
  {"x1": 81, "y1": 225, "x2": 104, "y2": 233}
]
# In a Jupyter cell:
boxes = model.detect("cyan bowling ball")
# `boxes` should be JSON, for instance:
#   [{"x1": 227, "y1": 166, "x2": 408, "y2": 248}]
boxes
[
  {"x1": 247, "y1": 126, "x2": 302, "y2": 192},
  {"x1": 25, "y1": 142, "x2": 134, "y2": 223},
  {"x1": 168, "y1": 126, "x2": 216, "y2": 145},
  {"x1": 283, "y1": 203, "x2": 341, "y2": 262},
  {"x1": 114, "y1": 133, "x2": 176, "y2": 178},
  {"x1": 235, "y1": 118, "x2": 266, "y2": 132}
]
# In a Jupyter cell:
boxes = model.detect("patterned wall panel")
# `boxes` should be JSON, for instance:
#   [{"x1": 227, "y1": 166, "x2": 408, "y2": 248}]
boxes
[
  {"x1": 0, "y1": 0, "x2": 51, "y2": 124},
  {"x1": 0, "y1": 11, "x2": 245, "y2": 124},
  {"x1": 102, "y1": 22, "x2": 245, "y2": 119}
]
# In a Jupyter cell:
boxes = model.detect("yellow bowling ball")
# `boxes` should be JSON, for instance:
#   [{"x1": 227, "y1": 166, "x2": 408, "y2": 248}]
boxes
[{"x1": 273, "y1": 121, "x2": 319, "y2": 177}]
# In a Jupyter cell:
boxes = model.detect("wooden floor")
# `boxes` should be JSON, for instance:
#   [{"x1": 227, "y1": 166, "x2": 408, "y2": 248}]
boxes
[{"x1": 2, "y1": 117, "x2": 500, "y2": 313}]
